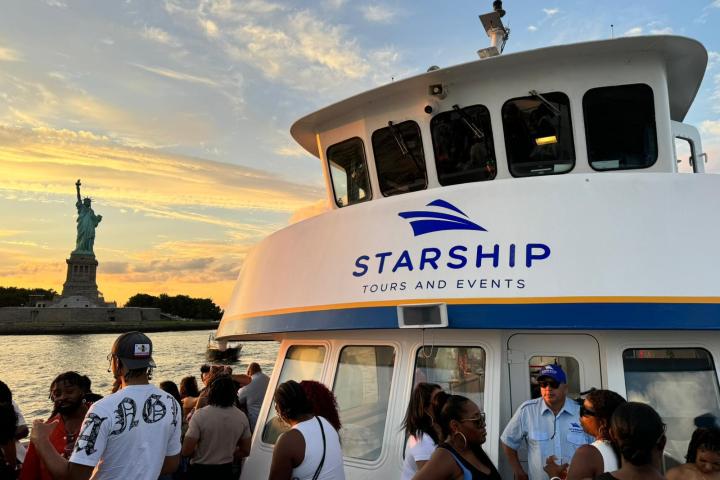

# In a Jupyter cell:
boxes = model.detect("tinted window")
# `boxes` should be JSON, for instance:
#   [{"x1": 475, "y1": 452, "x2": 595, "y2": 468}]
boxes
[
  {"x1": 327, "y1": 138, "x2": 372, "y2": 207},
  {"x1": 623, "y1": 348, "x2": 720, "y2": 468},
  {"x1": 431, "y1": 105, "x2": 497, "y2": 185},
  {"x1": 414, "y1": 346, "x2": 486, "y2": 410},
  {"x1": 333, "y1": 345, "x2": 395, "y2": 461},
  {"x1": 262, "y1": 345, "x2": 326, "y2": 444},
  {"x1": 372, "y1": 120, "x2": 427, "y2": 196},
  {"x1": 584, "y1": 84, "x2": 657, "y2": 170},
  {"x1": 502, "y1": 92, "x2": 575, "y2": 177}
]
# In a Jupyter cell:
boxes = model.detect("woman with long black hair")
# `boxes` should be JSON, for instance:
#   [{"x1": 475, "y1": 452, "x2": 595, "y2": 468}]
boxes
[{"x1": 401, "y1": 383, "x2": 442, "y2": 480}]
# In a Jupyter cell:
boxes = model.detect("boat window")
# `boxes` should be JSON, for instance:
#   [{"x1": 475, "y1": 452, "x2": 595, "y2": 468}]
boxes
[
  {"x1": 333, "y1": 345, "x2": 396, "y2": 461},
  {"x1": 413, "y1": 346, "x2": 486, "y2": 410},
  {"x1": 528, "y1": 356, "x2": 581, "y2": 400},
  {"x1": 584, "y1": 84, "x2": 657, "y2": 170},
  {"x1": 502, "y1": 91, "x2": 575, "y2": 177},
  {"x1": 261, "y1": 345, "x2": 326, "y2": 445},
  {"x1": 327, "y1": 137, "x2": 372, "y2": 207},
  {"x1": 675, "y1": 137, "x2": 695, "y2": 173},
  {"x1": 371, "y1": 120, "x2": 427, "y2": 196},
  {"x1": 623, "y1": 348, "x2": 720, "y2": 469},
  {"x1": 431, "y1": 105, "x2": 497, "y2": 186}
]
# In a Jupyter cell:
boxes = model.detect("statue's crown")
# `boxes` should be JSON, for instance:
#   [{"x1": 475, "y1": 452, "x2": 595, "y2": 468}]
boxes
[{"x1": 83, "y1": 197, "x2": 92, "y2": 203}]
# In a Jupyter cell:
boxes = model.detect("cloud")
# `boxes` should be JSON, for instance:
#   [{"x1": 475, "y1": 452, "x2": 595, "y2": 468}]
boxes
[
  {"x1": 709, "y1": 52, "x2": 720, "y2": 69},
  {"x1": 713, "y1": 0, "x2": 720, "y2": 7},
  {"x1": 624, "y1": 27, "x2": 643, "y2": 36},
  {"x1": 163, "y1": 2, "x2": 403, "y2": 94},
  {"x1": 543, "y1": 8, "x2": 559, "y2": 16},
  {"x1": 0, "y1": 47, "x2": 21, "y2": 62},
  {"x1": 130, "y1": 63, "x2": 219, "y2": 87},
  {"x1": 361, "y1": 4, "x2": 397, "y2": 23},
  {"x1": 201, "y1": 19, "x2": 220, "y2": 37},
  {"x1": 274, "y1": 144, "x2": 309, "y2": 157},
  {"x1": 142, "y1": 26, "x2": 181, "y2": 47},
  {"x1": 649, "y1": 27, "x2": 673, "y2": 35},
  {"x1": 289, "y1": 199, "x2": 330, "y2": 224},
  {"x1": 701, "y1": 120, "x2": 720, "y2": 137},
  {"x1": 528, "y1": 25, "x2": 538, "y2": 32},
  {"x1": 44, "y1": 0, "x2": 67, "y2": 7},
  {"x1": 0, "y1": 125, "x2": 324, "y2": 218}
]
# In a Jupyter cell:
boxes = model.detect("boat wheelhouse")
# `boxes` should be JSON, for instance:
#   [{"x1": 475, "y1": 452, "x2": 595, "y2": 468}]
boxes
[{"x1": 217, "y1": 14, "x2": 718, "y2": 479}]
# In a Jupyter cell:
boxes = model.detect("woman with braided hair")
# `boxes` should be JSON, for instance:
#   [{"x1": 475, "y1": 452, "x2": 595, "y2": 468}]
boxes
[
  {"x1": 413, "y1": 395, "x2": 500, "y2": 480},
  {"x1": 596, "y1": 401, "x2": 666, "y2": 480}
]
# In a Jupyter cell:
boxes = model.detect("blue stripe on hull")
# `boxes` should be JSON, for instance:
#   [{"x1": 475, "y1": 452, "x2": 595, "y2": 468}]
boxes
[{"x1": 228, "y1": 303, "x2": 720, "y2": 335}]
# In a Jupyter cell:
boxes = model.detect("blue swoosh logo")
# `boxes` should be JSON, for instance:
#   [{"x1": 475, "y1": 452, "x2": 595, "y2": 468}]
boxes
[{"x1": 398, "y1": 199, "x2": 486, "y2": 236}]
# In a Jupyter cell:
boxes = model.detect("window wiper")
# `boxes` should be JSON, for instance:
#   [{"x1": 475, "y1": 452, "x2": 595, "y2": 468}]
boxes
[
  {"x1": 528, "y1": 90, "x2": 561, "y2": 116},
  {"x1": 388, "y1": 120, "x2": 410, "y2": 156},
  {"x1": 387, "y1": 121, "x2": 423, "y2": 171},
  {"x1": 452, "y1": 104, "x2": 485, "y2": 140}
]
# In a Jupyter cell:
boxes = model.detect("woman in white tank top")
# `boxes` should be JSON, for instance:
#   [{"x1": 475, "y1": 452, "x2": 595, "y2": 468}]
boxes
[
  {"x1": 545, "y1": 389, "x2": 626, "y2": 480},
  {"x1": 269, "y1": 380, "x2": 345, "y2": 480}
]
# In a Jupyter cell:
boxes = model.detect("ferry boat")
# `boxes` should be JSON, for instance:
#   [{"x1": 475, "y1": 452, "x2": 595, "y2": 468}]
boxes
[{"x1": 217, "y1": 3, "x2": 718, "y2": 478}]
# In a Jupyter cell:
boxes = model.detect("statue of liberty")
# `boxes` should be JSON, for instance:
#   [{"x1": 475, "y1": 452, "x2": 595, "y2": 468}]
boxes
[{"x1": 73, "y1": 179, "x2": 102, "y2": 255}]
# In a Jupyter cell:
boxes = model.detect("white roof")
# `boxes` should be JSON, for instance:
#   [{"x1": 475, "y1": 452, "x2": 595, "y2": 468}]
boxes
[{"x1": 291, "y1": 35, "x2": 707, "y2": 158}]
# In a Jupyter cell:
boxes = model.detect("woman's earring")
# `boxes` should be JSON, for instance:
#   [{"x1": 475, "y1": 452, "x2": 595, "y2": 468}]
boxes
[{"x1": 454, "y1": 430, "x2": 468, "y2": 450}]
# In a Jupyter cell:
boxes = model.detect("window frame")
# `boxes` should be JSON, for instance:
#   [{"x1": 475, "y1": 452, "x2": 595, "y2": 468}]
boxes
[
  {"x1": 259, "y1": 342, "x2": 329, "y2": 446},
  {"x1": 620, "y1": 345, "x2": 720, "y2": 468},
  {"x1": 330, "y1": 343, "x2": 399, "y2": 465},
  {"x1": 326, "y1": 136, "x2": 373, "y2": 208},
  {"x1": 371, "y1": 120, "x2": 428, "y2": 197},
  {"x1": 501, "y1": 91, "x2": 576, "y2": 178},
  {"x1": 583, "y1": 83, "x2": 658, "y2": 172},
  {"x1": 430, "y1": 104, "x2": 497, "y2": 186}
]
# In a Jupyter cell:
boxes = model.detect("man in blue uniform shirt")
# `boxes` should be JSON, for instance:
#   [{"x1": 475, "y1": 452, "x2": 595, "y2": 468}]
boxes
[{"x1": 501, "y1": 364, "x2": 592, "y2": 480}]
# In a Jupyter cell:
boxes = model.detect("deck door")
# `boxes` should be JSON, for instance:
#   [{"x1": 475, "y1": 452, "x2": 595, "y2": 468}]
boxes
[{"x1": 506, "y1": 333, "x2": 602, "y2": 469}]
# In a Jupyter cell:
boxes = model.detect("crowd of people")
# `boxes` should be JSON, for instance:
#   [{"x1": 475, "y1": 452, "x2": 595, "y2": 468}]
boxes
[{"x1": 1, "y1": 332, "x2": 720, "y2": 480}]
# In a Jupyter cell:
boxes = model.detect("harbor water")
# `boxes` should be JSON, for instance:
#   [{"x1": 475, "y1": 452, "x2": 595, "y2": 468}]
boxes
[{"x1": 0, "y1": 330, "x2": 279, "y2": 420}]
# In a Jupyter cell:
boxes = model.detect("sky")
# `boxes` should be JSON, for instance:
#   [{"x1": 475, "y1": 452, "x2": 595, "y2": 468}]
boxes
[{"x1": 0, "y1": 0, "x2": 718, "y2": 309}]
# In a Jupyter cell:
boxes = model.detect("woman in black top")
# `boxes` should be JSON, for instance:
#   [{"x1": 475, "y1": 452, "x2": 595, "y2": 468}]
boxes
[
  {"x1": 596, "y1": 402, "x2": 666, "y2": 480},
  {"x1": 413, "y1": 395, "x2": 500, "y2": 480}
]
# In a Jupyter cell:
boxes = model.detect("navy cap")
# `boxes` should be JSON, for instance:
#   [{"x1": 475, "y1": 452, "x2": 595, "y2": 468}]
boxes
[
  {"x1": 537, "y1": 364, "x2": 567, "y2": 384},
  {"x1": 111, "y1": 331, "x2": 156, "y2": 369}
]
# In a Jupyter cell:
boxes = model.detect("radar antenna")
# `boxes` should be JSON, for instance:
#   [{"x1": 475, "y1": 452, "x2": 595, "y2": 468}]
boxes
[{"x1": 478, "y1": 0, "x2": 510, "y2": 59}]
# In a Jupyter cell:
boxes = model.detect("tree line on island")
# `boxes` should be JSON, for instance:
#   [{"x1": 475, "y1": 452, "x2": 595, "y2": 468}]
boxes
[{"x1": 0, "y1": 287, "x2": 223, "y2": 320}]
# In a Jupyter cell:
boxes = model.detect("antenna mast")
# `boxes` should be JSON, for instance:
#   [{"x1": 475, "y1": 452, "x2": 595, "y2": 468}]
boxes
[{"x1": 478, "y1": 0, "x2": 510, "y2": 59}]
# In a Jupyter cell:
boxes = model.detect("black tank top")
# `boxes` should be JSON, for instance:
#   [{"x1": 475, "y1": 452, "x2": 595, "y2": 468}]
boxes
[{"x1": 439, "y1": 443, "x2": 501, "y2": 480}]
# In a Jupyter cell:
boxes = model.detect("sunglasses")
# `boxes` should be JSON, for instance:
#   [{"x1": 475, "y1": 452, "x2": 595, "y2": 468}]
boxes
[
  {"x1": 538, "y1": 380, "x2": 560, "y2": 389},
  {"x1": 580, "y1": 405, "x2": 597, "y2": 417},
  {"x1": 460, "y1": 412, "x2": 486, "y2": 428}
]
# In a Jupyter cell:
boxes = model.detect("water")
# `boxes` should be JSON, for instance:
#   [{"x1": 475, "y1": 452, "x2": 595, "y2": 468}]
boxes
[{"x1": 0, "y1": 330, "x2": 279, "y2": 420}]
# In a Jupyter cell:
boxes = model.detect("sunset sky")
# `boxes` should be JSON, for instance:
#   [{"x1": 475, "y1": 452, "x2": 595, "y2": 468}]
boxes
[{"x1": 1, "y1": 0, "x2": 719, "y2": 308}]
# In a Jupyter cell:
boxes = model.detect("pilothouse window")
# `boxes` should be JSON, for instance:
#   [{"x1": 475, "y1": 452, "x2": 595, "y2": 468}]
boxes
[
  {"x1": 431, "y1": 105, "x2": 497, "y2": 185},
  {"x1": 584, "y1": 83, "x2": 657, "y2": 170},
  {"x1": 327, "y1": 137, "x2": 371, "y2": 207},
  {"x1": 502, "y1": 91, "x2": 575, "y2": 177},
  {"x1": 372, "y1": 120, "x2": 427, "y2": 196}
]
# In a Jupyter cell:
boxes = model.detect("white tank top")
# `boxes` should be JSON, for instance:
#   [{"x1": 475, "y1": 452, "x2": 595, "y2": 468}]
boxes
[
  {"x1": 592, "y1": 439, "x2": 619, "y2": 472},
  {"x1": 291, "y1": 416, "x2": 346, "y2": 480}
]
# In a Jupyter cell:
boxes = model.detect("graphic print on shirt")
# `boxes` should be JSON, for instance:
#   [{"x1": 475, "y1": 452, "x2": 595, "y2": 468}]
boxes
[
  {"x1": 142, "y1": 394, "x2": 167, "y2": 423},
  {"x1": 110, "y1": 397, "x2": 139, "y2": 435},
  {"x1": 165, "y1": 394, "x2": 179, "y2": 427},
  {"x1": 75, "y1": 413, "x2": 107, "y2": 455}
]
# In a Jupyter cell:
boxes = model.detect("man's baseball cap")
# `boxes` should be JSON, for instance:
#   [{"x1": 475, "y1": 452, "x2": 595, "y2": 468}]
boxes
[
  {"x1": 111, "y1": 331, "x2": 156, "y2": 369},
  {"x1": 537, "y1": 364, "x2": 567, "y2": 384}
]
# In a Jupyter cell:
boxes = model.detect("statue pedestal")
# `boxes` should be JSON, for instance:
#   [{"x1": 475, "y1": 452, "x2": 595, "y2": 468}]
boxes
[{"x1": 61, "y1": 253, "x2": 100, "y2": 302}]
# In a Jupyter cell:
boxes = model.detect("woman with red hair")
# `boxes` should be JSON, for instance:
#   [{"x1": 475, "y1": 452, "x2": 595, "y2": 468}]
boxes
[{"x1": 299, "y1": 380, "x2": 341, "y2": 432}]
